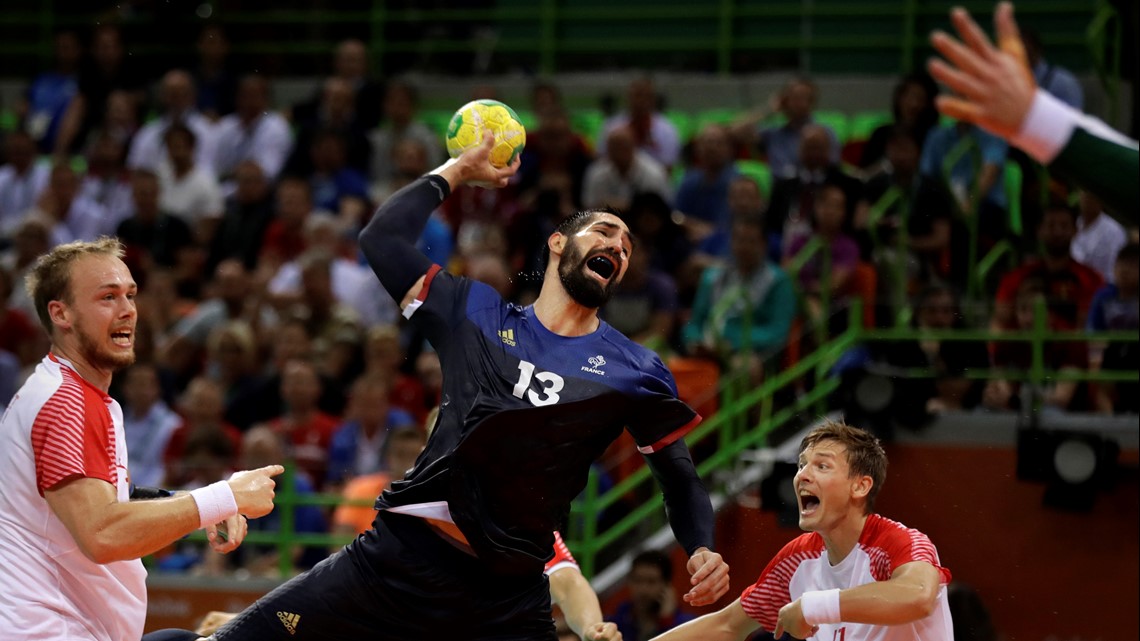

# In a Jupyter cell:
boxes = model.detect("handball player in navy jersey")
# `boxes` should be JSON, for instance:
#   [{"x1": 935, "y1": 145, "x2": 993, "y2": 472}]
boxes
[{"x1": 205, "y1": 135, "x2": 729, "y2": 641}]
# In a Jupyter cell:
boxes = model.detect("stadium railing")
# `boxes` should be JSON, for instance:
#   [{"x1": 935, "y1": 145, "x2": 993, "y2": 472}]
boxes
[
  {"x1": 564, "y1": 297, "x2": 1137, "y2": 577},
  {"x1": 0, "y1": 1, "x2": 1101, "y2": 76}
]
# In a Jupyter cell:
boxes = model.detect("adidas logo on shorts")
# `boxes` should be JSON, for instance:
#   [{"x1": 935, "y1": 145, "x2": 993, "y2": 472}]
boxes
[{"x1": 276, "y1": 611, "x2": 300, "y2": 635}]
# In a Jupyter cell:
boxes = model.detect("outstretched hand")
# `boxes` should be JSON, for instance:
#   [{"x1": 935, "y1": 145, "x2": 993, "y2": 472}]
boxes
[
  {"x1": 927, "y1": 2, "x2": 1036, "y2": 138},
  {"x1": 583, "y1": 621, "x2": 622, "y2": 641},
  {"x1": 683, "y1": 547, "x2": 730, "y2": 607},
  {"x1": 227, "y1": 464, "x2": 283, "y2": 519}
]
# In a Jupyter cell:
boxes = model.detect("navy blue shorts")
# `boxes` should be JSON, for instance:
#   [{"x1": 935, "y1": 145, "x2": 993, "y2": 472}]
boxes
[{"x1": 211, "y1": 512, "x2": 556, "y2": 641}]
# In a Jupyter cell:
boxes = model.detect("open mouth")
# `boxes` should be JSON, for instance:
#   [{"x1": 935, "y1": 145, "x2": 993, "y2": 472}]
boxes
[
  {"x1": 586, "y1": 254, "x2": 617, "y2": 281},
  {"x1": 111, "y1": 330, "x2": 133, "y2": 348},
  {"x1": 799, "y1": 490, "x2": 820, "y2": 516}
]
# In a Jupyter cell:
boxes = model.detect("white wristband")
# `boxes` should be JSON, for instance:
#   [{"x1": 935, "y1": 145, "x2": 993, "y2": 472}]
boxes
[
  {"x1": 800, "y1": 589, "x2": 842, "y2": 625},
  {"x1": 189, "y1": 481, "x2": 239, "y2": 529}
]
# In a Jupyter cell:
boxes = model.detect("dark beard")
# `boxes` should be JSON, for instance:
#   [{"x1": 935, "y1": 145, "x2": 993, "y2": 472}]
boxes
[
  {"x1": 76, "y1": 326, "x2": 136, "y2": 372},
  {"x1": 558, "y1": 241, "x2": 616, "y2": 309}
]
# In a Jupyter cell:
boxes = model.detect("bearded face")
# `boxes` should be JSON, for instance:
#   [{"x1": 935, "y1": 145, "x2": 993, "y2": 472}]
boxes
[
  {"x1": 557, "y1": 233, "x2": 622, "y2": 309},
  {"x1": 75, "y1": 318, "x2": 136, "y2": 372},
  {"x1": 64, "y1": 255, "x2": 138, "y2": 374}
]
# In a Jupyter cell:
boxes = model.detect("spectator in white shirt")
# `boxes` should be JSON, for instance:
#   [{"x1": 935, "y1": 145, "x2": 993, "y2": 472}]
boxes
[
  {"x1": 32, "y1": 162, "x2": 115, "y2": 245},
  {"x1": 368, "y1": 80, "x2": 443, "y2": 192},
  {"x1": 126, "y1": 70, "x2": 219, "y2": 175},
  {"x1": 1072, "y1": 190, "x2": 1128, "y2": 283},
  {"x1": 157, "y1": 123, "x2": 224, "y2": 241},
  {"x1": 212, "y1": 74, "x2": 293, "y2": 189},
  {"x1": 583, "y1": 126, "x2": 672, "y2": 211},
  {"x1": 268, "y1": 213, "x2": 398, "y2": 329},
  {"x1": 121, "y1": 363, "x2": 182, "y2": 488},
  {"x1": 78, "y1": 133, "x2": 134, "y2": 236},
  {"x1": 0, "y1": 131, "x2": 50, "y2": 239},
  {"x1": 598, "y1": 76, "x2": 681, "y2": 168},
  {"x1": 161, "y1": 258, "x2": 276, "y2": 383},
  {"x1": 90, "y1": 89, "x2": 140, "y2": 152}
]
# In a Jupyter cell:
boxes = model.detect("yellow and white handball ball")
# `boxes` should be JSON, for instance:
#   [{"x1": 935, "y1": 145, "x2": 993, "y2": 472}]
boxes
[{"x1": 445, "y1": 99, "x2": 527, "y2": 168}]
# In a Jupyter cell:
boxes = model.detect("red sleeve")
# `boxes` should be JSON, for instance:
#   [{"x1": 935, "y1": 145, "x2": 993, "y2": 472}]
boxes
[
  {"x1": 0, "y1": 308, "x2": 38, "y2": 352},
  {"x1": 544, "y1": 531, "x2": 579, "y2": 574},
  {"x1": 739, "y1": 534, "x2": 824, "y2": 631},
  {"x1": 635, "y1": 414, "x2": 701, "y2": 455},
  {"x1": 30, "y1": 379, "x2": 115, "y2": 494},
  {"x1": 863, "y1": 515, "x2": 952, "y2": 584},
  {"x1": 416, "y1": 264, "x2": 443, "y2": 304},
  {"x1": 995, "y1": 267, "x2": 1027, "y2": 304},
  {"x1": 164, "y1": 424, "x2": 188, "y2": 468}
]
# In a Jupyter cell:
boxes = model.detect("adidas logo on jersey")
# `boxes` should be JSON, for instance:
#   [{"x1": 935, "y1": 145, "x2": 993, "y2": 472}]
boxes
[
  {"x1": 277, "y1": 611, "x2": 300, "y2": 635},
  {"x1": 581, "y1": 354, "x2": 606, "y2": 376},
  {"x1": 498, "y1": 329, "x2": 517, "y2": 347}
]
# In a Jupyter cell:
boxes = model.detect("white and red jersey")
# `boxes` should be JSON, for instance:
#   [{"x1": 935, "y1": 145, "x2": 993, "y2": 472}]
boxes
[
  {"x1": 544, "y1": 530, "x2": 578, "y2": 576},
  {"x1": 740, "y1": 514, "x2": 953, "y2": 641},
  {"x1": 0, "y1": 354, "x2": 147, "y2": 641}
]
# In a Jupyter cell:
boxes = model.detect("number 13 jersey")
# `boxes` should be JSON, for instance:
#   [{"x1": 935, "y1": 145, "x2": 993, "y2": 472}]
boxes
[{"x1": 375, "y1": 265, "x2": 700, "y2": 575}]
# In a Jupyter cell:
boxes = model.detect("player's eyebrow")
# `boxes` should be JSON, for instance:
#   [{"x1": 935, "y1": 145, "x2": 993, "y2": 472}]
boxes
[
  {"x1": 591, "y1": 220, "x2": 637, "y2": 250},
  {"x1": 801, "y1": 450, "x2": 837, "y2": 465},
  {"x1": 93, "y1": 282, "x2": 138, "y2": 294}
]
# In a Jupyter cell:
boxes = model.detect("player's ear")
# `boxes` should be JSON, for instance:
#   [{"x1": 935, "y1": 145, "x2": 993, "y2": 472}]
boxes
[
  {"x1": 851, "y1": 475, "x2": 873, "y2": 501},
  {"x1": 549, "y1": 232, "x2": 565, "y2": 257},
  {"x1": 48, "y1": 299, "x2": 72, "y2": 331}
]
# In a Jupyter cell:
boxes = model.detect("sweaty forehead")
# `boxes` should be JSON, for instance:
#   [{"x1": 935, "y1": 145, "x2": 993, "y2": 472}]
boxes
[{"x1": 582, "y1": 212, "x2": 627, "y2": 232}]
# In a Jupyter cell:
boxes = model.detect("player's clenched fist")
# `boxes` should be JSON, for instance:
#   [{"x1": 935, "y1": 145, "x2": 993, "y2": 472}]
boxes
[
  {"x1": 584, "y1": 622, "x2": 621, "y2": 641},
  {"x1": 774, "y1": 599, "x2": 817, "y2": 640},
  {"x1": 227, "y1": 465, "x2": 284, "y2": 518}
]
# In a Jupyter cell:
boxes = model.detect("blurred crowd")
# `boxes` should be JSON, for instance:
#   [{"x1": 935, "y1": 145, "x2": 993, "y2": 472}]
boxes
[{"x1": 0, "y1": 21, "x2": 1137, "y2": 578}]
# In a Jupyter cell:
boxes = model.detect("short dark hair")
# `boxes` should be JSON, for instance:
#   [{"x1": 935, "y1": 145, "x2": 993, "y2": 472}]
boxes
[
  {"x1": 631, "y1": 549, "x2": 673, "y2": 582},
  {"x1": 890, "y1": 72, "x2": 939, "y2": 126},
  {"x1": 557, "y1": 207, "x2": 620, "y2": 237},
  {"x1": 540, "y1": 207, "x2": 623, "y2": 267},
  {"x1": 799, "y1": 420, "x2": 888, "y2": 514}
]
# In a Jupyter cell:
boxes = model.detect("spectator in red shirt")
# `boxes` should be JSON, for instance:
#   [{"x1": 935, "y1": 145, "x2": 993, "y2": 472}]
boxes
[
  {"x1": 268, "y1": 358, "x2": 340, "y2": 487},
  {"x1": 993, "y1": 200, "x2": 1103, "y2": 331},
  {"x1": 362, "y1": 324, "x2": 426, "y2": 422},
  {"x1": 163, "y1": 376, "x2": 243, "y2": 487},
  {"x1": 0, "y1": 265, "x2": 44, "y2": 366},
  {"x1": 259, "y1": 177, "x2": 313, "y2": 269}
]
